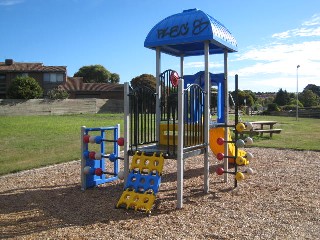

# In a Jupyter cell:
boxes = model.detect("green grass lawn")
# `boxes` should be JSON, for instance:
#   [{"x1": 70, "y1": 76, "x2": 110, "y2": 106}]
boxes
[
  {"x1": 238, "y1": 115, "x2": 320, "y2": 151},
  {"x1": 0, "y1": 114, "x2": 124, "y2": 176},
  {"x1": 0, "y1": 113, "x2": 319, "y2": 176}
]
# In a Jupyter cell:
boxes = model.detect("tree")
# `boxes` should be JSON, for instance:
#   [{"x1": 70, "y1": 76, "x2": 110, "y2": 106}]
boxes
[
  {"x1": 110, "y1": 73, "x2": 120, "y2": 83},
  {"x1": 299, "y1": 89, "x2": 320, "y2": 107},
  {"x1": 230, "y1": 90, "x2": 254, "y2": 107},
  {"x1": 243, "y1": 90, "x2": 257, "y2": 102},
  {"x1": 273, "y1": 88, "x2": 290, "y2": 106},
  {"x1": 7, "y1": 76, "x2": 43, "y2": 99},
  {"x1": 265, "y1": 96, "x2": 275, "y2": 106},
  {"x1": 74, "y1": 65, "x2": 119, "y2": 83},
  {"x1": 256, "y1": 95, "x2": 275, "y2": 108},
  {"x1": 267, "y1": 103, "x2": 280, "y2": 112},
  {"x1": 130, "y1": 74, "x2": 156, "y2": 92},
  {"x1": 304, "y1": 84, "x2": 320, "y2": 97}
]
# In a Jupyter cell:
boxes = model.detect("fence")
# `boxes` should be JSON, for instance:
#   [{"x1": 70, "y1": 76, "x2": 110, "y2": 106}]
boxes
[
  {"x1": 270, "y1": 108, "x2": 320, "y2": 119},
  {"x1": 0, "y1": 98, "x2": 124, "y2": 116}
]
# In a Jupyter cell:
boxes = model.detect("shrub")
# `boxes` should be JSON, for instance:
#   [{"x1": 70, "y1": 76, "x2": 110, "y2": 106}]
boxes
[
  {"x1": 267, "y1": 103, "x2": 280, "y2": 112},
  {"x1": 7, "y1": 76, "x2": 43, "y2": 99},
  {"x1": 47, "y1": 87, "x2": 69, "y2": 99},
  {"x1": 253, "y1": 104, "x2": 262, "y2": 111},
  {"x1": 282, "y1": 104, "x2": 297, "y2": 111},
  {"x1": 261, "y1": 110, "x2": 270, "y2": 115}
]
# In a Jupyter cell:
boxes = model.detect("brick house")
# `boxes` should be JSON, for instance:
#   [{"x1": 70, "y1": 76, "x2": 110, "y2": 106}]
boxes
[
  {"x1": 0, "y1": 59, "x2": 67, "y2": 98},
  {"x1": 0, "y1": 59, "x2": 124, "y2": 100},
  {"x1": 60, "y1": 77, "x2": 124, "y2": 99}
]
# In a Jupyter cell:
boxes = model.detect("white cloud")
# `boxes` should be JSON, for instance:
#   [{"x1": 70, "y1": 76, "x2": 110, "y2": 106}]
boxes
[
  {"x1": 0, "y1": 0, "x2": 24, "y2": 6},
  {"x1": 236, "y1": 41, "x2": 320, "y2": 73},
  {"x1": 231, "y1": 14, "x2": 320, "y2": 92},
  {"x1": 302, "y1": 13, "x2": 320, "y2": 26},
  {"x1": 272, "y1": 27, "x2": 320, "y2": 39},
  {"x1": 168, "y1": 14, "x2": 320, "y2": 92},
  {"x1": 272, "y1": 13, "x2": 320, "y2": 39}
]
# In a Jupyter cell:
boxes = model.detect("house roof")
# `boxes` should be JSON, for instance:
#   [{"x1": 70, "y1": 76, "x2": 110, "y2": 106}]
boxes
[
  {"x1": 0, "y1": 61, "x2": 66, "y2": 73},
  {"x1": 144, "y1": 8, "x2": 238, "y2": 56},
  {"x1": 60, "y1": 77, "x2": 123, "y2": 92}
]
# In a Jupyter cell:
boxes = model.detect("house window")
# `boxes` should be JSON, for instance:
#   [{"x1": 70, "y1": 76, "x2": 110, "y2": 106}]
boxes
[
  {"x1": 0, "y1": 74, "x2": 6, "y2": 93},
  {"x1": 18, "y1": 73, "x2": 28, "y2": 77},
  {"x1": 44, "y1": 73, "x2": 64, "y2": 83}
]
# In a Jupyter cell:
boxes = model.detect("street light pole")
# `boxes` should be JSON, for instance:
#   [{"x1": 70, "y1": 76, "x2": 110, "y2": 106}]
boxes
[{"x1": 296, "y1": 65, "x2": 300, "y2": 121}]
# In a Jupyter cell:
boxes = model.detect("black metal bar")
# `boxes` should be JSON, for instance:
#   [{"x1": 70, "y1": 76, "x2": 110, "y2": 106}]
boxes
[
  {"x1": 135, "y1": 93, "x2": 139, "y2": 146},
  {"x1": 130, "y1": 90, "x2": 134, "y2": 152},
  {"x1": 234, "y1": 74, "x2": 239, "y2": 188}
]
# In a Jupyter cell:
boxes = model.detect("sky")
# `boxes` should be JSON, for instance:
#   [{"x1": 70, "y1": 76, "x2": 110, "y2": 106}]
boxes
[{"x1": 1, "y1": 0, "x2": 319, "y2": 92}]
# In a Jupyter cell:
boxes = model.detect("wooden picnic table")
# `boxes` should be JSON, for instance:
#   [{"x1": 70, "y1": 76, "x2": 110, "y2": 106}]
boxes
[
  {"x1": 250, "y1": 121, "x2": 281, "y2": 137},
  {"x1": 236, "y1": 121, "x2": 282, "y2": 138},
  {"x1": 251, "y1": 121, "x2": 278, "y2": 129}
]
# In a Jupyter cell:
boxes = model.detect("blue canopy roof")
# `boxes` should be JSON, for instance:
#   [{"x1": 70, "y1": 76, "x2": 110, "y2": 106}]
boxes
[{"x1": 144, "y1": 9, "x2": 238, "y2": 56}]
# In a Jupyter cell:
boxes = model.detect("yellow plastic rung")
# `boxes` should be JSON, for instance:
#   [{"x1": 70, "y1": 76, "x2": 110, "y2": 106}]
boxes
[
  {"x1": 130, "y1": 152, "x2": 164, "y2": 175},
  {"x1": 116, "y1": 189, "x2": 156, "y2": 213}
]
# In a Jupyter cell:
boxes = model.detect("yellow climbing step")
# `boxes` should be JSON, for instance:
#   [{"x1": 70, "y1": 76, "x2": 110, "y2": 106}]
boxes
[
  {"x1": 116, "y1": 152, "x2": 164, "y2": 214},
  {"x1": 116, "y1": 189, "x2": 156, "y2": 213}
]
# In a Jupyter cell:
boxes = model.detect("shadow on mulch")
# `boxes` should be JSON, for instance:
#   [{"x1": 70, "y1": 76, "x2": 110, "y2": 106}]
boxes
[
  {"x1": 0, "y1": 162, "x2": 233, "y2": 238},
  {"x1": 0, "y1": 181, "x2": 129, "y2": 238}
]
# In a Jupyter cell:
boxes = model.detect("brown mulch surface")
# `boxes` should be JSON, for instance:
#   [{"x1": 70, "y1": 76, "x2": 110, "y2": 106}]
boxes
[{"x1": 0, "y1": 147, "x2": 319, "y2": 239}]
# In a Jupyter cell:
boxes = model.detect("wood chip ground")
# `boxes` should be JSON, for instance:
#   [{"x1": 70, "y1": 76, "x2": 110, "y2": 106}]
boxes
[{"x1": 0, "y1": 147, "x2": 319, "y2": 239}]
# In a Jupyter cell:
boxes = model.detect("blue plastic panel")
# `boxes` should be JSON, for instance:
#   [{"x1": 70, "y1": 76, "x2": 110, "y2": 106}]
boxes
[
  {"x1": 183, "y1": 71, "x2": 225, "y2": 123},
  {"x1": 144, "y1": 9, "x2": 237, "y2": 56},
  {"x1": 125, "y1": 171, "x2": 161, "y2": 194}
]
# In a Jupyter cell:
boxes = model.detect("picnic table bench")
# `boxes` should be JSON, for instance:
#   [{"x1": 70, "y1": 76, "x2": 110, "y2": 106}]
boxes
[{"x1": 237, "y1": 121, "x2": 282, "y2": 138}]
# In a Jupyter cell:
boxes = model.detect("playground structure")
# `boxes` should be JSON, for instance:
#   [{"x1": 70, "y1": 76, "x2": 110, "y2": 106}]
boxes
[
  {"x1": 121, "y1": 8, "x2": 254, "y2": 210},
  {"x1": 80, "y1": 9, "x2": 254, "y2": 213}
]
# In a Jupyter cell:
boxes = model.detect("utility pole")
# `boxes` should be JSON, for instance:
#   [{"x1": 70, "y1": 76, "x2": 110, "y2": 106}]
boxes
[{"x1": 296, "y1": 65, "x2": 300, "y2": 121}]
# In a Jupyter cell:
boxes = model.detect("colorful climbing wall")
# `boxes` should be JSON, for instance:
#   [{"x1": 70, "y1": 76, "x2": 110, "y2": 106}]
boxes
[{"x1": 116, "y1": 152, "x2": 164, "y2": 214}]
